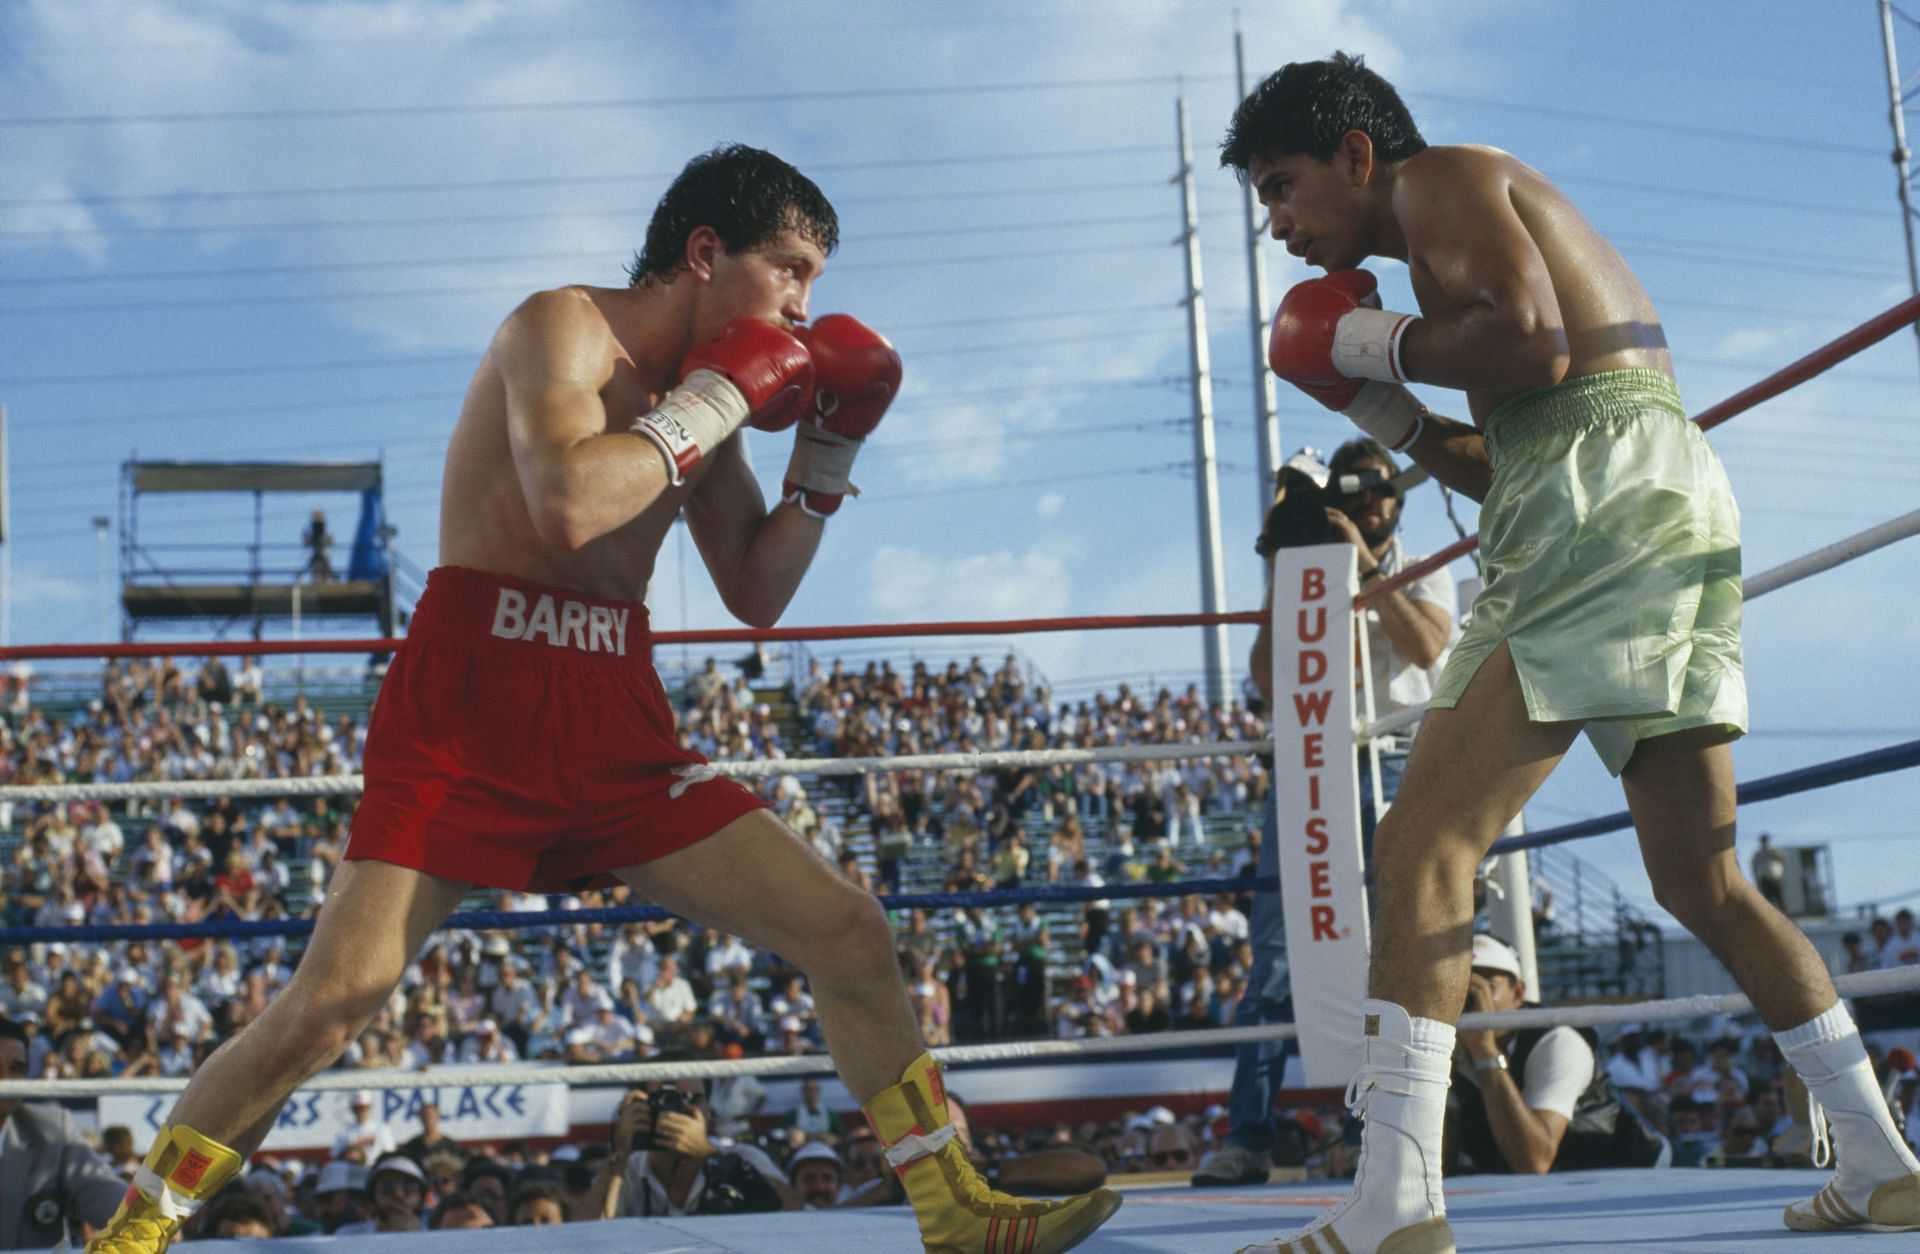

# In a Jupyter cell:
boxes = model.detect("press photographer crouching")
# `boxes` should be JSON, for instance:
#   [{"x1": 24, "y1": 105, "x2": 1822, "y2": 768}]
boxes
[
  {"x1": 589, "y1": 1071, "x2": 793, "y2": 1217},
  {"x1": 1447, "y1": 936, "x2": 1669, "y2": 1175}
]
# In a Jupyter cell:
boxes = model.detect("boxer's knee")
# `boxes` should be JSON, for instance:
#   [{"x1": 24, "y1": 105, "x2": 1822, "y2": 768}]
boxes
[
  {"x1": 789, "y1": 889, "x2": 895, "y2": 986},
  {"x1": 1372, "y1": 810, "x2": 1480, "y2": 911}
]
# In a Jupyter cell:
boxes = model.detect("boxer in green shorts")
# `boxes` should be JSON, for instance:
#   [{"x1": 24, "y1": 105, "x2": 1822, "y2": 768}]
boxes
[
  {"x1": 1433, "y1": 367, "x2": 1747, "y2": 777},
  {"x1": 1225, "y1": 52, "x2": 1920, "y2": 1254}
]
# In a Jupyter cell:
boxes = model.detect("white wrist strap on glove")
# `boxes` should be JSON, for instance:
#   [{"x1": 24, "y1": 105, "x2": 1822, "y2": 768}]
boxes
[
  {"x1": 1332, "y1": 305, "x2": 1416, "y2": 383},
  {"x1": 1343, "y1": 381, "x2": 1427, "y2": 452},
  {"x1": 631, "y1": 369, "x2": 750, "y2": 485},
  {"x1": 785, "y1": 426, "x2": 863, "y2": 499}
]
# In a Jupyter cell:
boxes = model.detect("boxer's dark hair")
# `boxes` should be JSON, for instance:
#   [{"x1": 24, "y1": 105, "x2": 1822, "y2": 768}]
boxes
[
  {"x1": 1220, "y1": 51, "x2": 1426, "y2": 174},
  {"x1": 628, "y1": 144, "x2": 839, "y2": 287}
]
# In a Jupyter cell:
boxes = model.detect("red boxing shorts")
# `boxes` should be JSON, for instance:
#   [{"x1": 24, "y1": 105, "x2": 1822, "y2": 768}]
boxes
[{"x1": 345, "y1": 566, "x2": 767, "y2": 892}]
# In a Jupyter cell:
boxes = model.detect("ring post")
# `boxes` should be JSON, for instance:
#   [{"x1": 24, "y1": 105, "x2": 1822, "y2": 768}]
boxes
[{"x1": 1269, "y1": 542, "x2": 1371, "y2": 1085}]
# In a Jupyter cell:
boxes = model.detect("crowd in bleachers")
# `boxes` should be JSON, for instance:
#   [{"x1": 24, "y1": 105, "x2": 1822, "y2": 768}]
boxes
[{"x1": 4, "y1": 650, "x2": 1918, "y2": 1241}]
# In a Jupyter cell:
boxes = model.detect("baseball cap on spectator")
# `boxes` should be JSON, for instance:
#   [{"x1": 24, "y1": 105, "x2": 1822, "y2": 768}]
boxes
[
  {"x1": 370, "y1": 1155, "x2": 427, "y2": 1188},
  {"x1": 549, "y1": 1144, "x2": 582, "y2": 1163},
  {"x1": 63, "y1": 902, "x2": 86, "y2": 923},
  {"x1": 1145, "y1": 1106, "x2": 1176, "y2": 1127},
  {"x1": 1469, "y1": 934, "x2": 1524, "y2": 981},
  {"x1": 787, "y1": 1141, "x2": 843, "y2": 1180},
  {"x1": 245, "y1": 1167, "x2": 289, "y2": 1199},
  {"x1": 351, "y1": 1090, "x2": 375, "y2": 1108},
  {"x1": 1118, "y1": 971, "x2": 1138, "y2": 986},
  {"x1": 564, "y1": 1027, "x2": 594, "y2": 1046},
  {"x1": 477, "y1": 1018, "x2": 499, "y2": 1034},
  {"x1": 314, "y1": 1162, "x2": 366, "y2": 1196},
  {"x1": 483, "y1": 935, "x2": 512, "y2": 958}
]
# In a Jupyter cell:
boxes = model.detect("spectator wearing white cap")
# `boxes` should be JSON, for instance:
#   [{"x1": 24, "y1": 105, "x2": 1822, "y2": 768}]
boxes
[
  {"x1": 331, "y1": 1090, "x2": 397, "y2": 1164},
  {"x1": 1449, "y1": 934, "x2": 1666, "y2": 1176},
  {"x1": 334, "y1": 1152, "x2": 429, "y2": 1235},
  {"x1": 302, "y1": 1159, "x2": 369, "y2": 1233},
  {"x1": 787, "y1": 1140, "x2": 844, "y2": 1209}
]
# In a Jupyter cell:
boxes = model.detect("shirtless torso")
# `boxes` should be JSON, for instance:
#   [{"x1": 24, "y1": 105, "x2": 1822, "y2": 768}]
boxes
[{"x1": 1392, "y1": 145, "x2": 1671, "y2": 421}]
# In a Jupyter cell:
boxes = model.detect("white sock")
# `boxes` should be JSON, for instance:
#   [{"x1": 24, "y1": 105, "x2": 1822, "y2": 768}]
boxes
[
  {"x1": 1298, "y1": 998, "x2": 1453, "y2": 1245},
  {"x1": 1776, "y1": 1002, "x2": 1920, "y2": 1194}
]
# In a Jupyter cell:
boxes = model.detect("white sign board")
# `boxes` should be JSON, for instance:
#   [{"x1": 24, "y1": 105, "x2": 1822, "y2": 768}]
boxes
[
  {"x1": 101, "y1": 1080, "x2": 571, "y2": 1154},
  {"x1": 1269, "y1": 543, "x2": 1372, "y2": 1086}
]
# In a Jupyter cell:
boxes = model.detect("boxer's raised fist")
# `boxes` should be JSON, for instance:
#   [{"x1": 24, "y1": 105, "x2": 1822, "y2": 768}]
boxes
[
  {"x1": 680, "y1": 318, "x2": 814, "y2": 432},
  {"x1": 634, "y1": 319, "x2": 814, "y2": 484},
  {"x1": 783, "y1": 314, "x2": 901, "y2": 518}
]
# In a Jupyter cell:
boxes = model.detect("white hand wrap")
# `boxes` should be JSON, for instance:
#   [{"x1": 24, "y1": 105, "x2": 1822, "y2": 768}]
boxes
[
  {"x1": 1343, "y1": 381, "x2": 1428, "y2": 453},
  {"x1": 882, "y1": 1121, "x2": 957, "y2": 1170},
  {"x1": 1332, "y1": 305, "x2": 1416, "y2": 383},
  {"x1": 631, "y1": 368, "x2": 750, "y2": 485},
  {"x1": 785, "y1": 426, "x2": 863, "y2": 497}
]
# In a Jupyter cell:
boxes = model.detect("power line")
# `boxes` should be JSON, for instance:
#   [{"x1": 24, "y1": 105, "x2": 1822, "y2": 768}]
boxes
[
  {"x1": 0, "y1": 303, "x2": 1172, "y2": 390},
  {"x1": 0, "y1": 74, "x2": 1230, "y2": 128},
  {"x1": 1412, "y1": 89, "x2": 1884, "y2": 158},
  {"x1": 0, "y1": 145, "x2": 1165, "y2": 209},
  {"x1": 0, "y1": 214, "x2": 1172, "y2": 287},
  {"x1": 0, "y1": 239, "x2": 1178, "y2": 318},
  {"x1": 0, "y1": 179, "x2": 1162, "y2": 242}
]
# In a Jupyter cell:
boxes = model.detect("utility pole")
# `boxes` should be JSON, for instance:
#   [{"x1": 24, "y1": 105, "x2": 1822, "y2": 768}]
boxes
[
  {"x1": 1878, "y1": 0, "x2": 1920, "y2": 373},
  {"x1": 1235, "y1": 30, "x2": 1283, "y2": 529},
  {"x1": 1177, "y1": 95, "x2": 1232, "y2": 707}
]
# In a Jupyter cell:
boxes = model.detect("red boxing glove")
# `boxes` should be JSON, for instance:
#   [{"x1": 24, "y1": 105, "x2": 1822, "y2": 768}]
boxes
[
  {"x1": 783, "y1": 314, "x2": 901, "y2": 518},
  {"x1": 680, "y1": 318, "x2": 814, "y2": 432},
  {"x1": 632, "y1": 319, "x2": 813, "y2": 485},
  {"x1": 1269, "y1": 271, "x2": 1425, "y2": 451}
]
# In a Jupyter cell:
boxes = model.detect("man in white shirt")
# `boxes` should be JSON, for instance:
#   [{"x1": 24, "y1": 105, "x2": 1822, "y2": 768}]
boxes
[
  {"x1": 645, "y1": 957, "x2": 698, "y2": 1031},
  {"x1": 1449, "y1": 935, "x2": 1665, "y2": 1174},
  {"x1": 331, "y1": 1091, "x2": 398, "y2": 1164}
]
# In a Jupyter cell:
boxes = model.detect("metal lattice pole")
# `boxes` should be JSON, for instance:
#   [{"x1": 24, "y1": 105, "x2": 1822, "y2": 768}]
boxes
[{"x1": 1177, "y1": 95, "x2": 1232, "y2": 706}]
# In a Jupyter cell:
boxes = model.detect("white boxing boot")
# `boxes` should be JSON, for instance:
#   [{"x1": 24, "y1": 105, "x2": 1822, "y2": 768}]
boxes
[
  {"x1": 1777, "y1": 1002, "x2": 1920, "y2": 1233},
  {"x1": 1237, "y1": 999, "x2": 1456, "y2": 1254}
]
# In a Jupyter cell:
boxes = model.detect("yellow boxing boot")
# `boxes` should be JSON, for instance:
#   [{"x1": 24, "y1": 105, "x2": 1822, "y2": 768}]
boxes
[
  {"x1": 86, "y1": 1123, "x2": 243, "y2": 1252},
  {"x1": 864, "y1": 1052, "x2": 1122, "y2": 1253}
]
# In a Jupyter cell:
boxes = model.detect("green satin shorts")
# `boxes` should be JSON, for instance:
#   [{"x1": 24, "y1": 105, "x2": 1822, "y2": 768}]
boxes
[{"x1": 1429, "y1": 369, "x2": 1747, "y2": 776}]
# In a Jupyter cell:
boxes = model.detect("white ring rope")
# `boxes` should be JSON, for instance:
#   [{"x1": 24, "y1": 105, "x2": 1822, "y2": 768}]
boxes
[
  {"x1": 6, "y1": 966, "x2": 1916, "y2": 1100},
  {"x1": 0, "y1": 739, "x2": 1274, "y2": 804}
]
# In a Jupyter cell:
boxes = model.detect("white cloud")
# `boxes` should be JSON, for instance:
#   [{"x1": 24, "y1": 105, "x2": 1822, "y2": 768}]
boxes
[{"x1": 1036, "y1": 492, "x2": 1065, "y2": 517}]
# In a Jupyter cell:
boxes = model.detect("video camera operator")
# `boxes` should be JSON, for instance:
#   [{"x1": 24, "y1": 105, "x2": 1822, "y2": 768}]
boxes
[{"x1": 588, "y1": 1071, "x2": 794, "y2": 1218}]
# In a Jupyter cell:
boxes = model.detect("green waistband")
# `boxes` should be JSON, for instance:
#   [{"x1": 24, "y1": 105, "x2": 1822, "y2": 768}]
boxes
[{"x1": 1482, "y1": 368, "x2": 1686, "y2": 463}]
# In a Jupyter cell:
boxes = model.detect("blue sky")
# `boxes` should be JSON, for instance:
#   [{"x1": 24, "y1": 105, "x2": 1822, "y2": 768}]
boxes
[{"x1": 1, "y1": 0, "x2": 1916, "y2": 922}]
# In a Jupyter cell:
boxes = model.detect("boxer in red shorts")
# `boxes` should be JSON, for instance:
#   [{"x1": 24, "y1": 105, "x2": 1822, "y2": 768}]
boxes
[{"x1": 92, "y1": 145, "x2": 1119, "y2": 1254}]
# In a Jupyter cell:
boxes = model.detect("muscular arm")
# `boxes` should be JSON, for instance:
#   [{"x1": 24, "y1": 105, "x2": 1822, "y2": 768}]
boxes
[
  {"x1": 499, "y1": 290, "x2": 677, "y2": 551},
  {"x1": 1401, "y1": 410, "x2": 1493, "y2": 503},
  {"x1": 1470, "y1": 1063, "x2": 1570, "y2": 1175},
  {"x1": 1393, "y1": 151, "x2": 1571, "y2": 394},
  {"x1": 684, "y1": 436, "x2": 825, "y2": 628},
  {"x1": 1363, "y1": 581, "x2": 1451, "y2": 672}
]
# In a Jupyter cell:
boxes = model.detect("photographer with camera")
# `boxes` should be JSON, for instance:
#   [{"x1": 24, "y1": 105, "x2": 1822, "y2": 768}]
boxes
[
  {"x1": 1194, "y1": 438, "x2": 1455, "y2": 1189},
  {"x1": 1449, "y1": 935, "x2": 1667, "y2": 1175},
  {"x1": 589, "y1": 1075, "x2": 794, "y2": 1218}
]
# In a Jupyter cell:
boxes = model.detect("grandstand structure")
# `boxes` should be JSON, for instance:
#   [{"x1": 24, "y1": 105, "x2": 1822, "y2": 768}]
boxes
[{"x1": 116, "y1": 459, "x2": 410, "y2": 642}]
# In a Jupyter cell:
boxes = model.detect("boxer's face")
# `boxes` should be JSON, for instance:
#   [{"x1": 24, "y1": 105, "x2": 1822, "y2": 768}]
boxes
[
  {"x1": 688, "y1": 222, "x2": 824, "y2": 338},
  {"x1": 1249, "y1": 136, "x2": 1375, "y2": 272}
]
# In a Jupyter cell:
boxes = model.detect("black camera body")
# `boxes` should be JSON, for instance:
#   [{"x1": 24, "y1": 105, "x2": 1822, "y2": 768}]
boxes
[
  {"x1": 638, "y1": 1084, "x2": 693, "y2": 1150},
  {"x1": 1256, "y1": 464, "x2": 1337, "y2": 556}
]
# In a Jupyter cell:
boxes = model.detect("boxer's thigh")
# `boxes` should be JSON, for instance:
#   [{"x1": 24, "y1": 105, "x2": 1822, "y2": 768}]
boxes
[{"x1": 612, "y1": 808, "x2": 886, "y2": 967}]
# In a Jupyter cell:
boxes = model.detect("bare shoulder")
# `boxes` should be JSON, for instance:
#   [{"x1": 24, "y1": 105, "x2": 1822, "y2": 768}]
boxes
[
  {"x1": 492, "y1": 285, "x2": 619, "y2": 384},
  {"x1": 1393, "y1": 145, "x2": 1531, "y2": 206}
]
